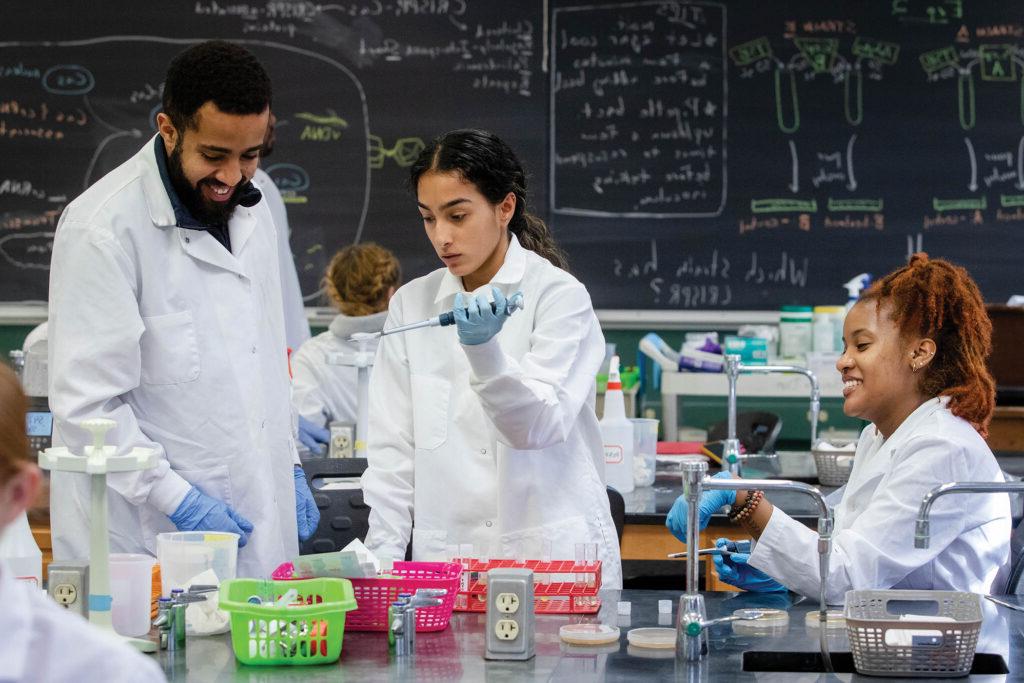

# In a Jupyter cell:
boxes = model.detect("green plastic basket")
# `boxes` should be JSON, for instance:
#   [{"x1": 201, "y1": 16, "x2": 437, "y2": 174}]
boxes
[{"x1": 219, "y1": 577, "x2": 357, "y2": 666}]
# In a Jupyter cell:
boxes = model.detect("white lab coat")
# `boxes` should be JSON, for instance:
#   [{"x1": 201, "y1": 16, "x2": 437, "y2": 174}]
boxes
[
  {"x1": 361, "y1": 235, "x2": 622, "y2": 588},
  {"x1": 749, "y1": 397, "x2": 1011, "y2": 603},
  {"x1": 0, "y1": 567, "x2": 166, "y2": 682},
  {"x1": 48, "y1": 137, "x2": 299, "y2": 579},
  {"x1": 253, "y1": 168, "x2": 311, "y2": 352},
  {"x1": 291, "y1": 311, "x2": 388, "y2": 427}
]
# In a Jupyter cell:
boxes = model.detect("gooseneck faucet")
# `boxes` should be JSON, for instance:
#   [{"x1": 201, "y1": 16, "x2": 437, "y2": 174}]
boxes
[
  {"x1": 678, "y1": 460, "x2": 834, "y2": 672},
  {"x1": 723, "y1": 354, "x2": 821, "y2": 475},
  {"x1": 915, "y1": 481, "x2": 1024, "y2": 549}
]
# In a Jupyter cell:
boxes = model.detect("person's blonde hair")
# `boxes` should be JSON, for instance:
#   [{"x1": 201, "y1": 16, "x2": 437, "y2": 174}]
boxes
[
  {"x1": 322, "y1": 243, "x2": 401, "y2": 316},
  {"x1": 0, "y1": 363, "x2": 30, "y2": 480}
]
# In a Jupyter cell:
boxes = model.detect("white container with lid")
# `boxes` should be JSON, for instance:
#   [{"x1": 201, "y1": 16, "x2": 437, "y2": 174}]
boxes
[{"x1": 779, "y1": 306, "x2": 813, "y2": 359}]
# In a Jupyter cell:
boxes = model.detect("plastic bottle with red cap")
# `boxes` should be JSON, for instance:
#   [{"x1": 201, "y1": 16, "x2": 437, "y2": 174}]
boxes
[{"x1": 600, "y1": 355, "x2": 634, "y2": 493}]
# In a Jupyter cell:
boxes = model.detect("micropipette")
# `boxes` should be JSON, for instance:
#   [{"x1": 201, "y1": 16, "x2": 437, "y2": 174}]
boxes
[{"x1": 349, "y1": 291, "x2": 524, "y2": 342}]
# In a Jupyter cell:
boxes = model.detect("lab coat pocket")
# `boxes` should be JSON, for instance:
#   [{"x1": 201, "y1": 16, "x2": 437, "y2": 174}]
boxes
[
  {"x1": 140, "y1": 310, "x2": 200, "y2": 385},
  {"x1": 409, "y1": 373, "x2": 449, "y2": 451},
  {"x1": 177, "y1": 464, "x2": 233, "y2": 508}
]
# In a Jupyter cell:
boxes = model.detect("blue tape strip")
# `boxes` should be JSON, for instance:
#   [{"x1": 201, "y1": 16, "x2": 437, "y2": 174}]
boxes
[{"x1": 89, "y1": 594, "x2": 113, "y2": 611}]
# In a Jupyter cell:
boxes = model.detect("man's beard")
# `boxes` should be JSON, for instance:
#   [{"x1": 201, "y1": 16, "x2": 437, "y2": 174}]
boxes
[{"x1": 167, "y1": 141, "x2": 247, "y2": 226}]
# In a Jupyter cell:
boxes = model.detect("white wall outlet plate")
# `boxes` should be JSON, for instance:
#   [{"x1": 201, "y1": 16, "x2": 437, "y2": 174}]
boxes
[{"x1": 485, "y1": 568, "x2": 534, "y2": 660}]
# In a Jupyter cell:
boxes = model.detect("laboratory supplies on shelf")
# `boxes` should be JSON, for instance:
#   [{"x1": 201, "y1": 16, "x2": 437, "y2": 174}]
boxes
[
  {"x1": 778, "y1": 305, "x2": 813, "y2": 359},
  {"x1": 218, "y1": 577, "x2": 357, "y2": 666},
  {"x1": 451, "y1": 558, "x2": 602, "y2": 614},
  {"x1": 272, "y1": 560, "x2": 461, "y2": 632},
  {"x1": 845, "y1": 589, "x2": 982, "y2": 678},
  {"x1": 601, "y1": 355, "x2": 634, "y2": 494}
]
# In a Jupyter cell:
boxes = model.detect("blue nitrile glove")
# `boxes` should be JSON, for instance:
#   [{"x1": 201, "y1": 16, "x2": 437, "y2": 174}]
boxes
[
  {"x1": 294, "y1": 466, "x2": 320, "y2": 542},
  {"x1": 665, "y1": 471, "x2": 736, "y2": 543},
  {"x1": 170, "y1": 487, "x2": 254, "y2": 547},
  {"x1": 298, "y1": 415, "x2": 329, "y2": 455},
  {"x1": 712, "y1": 538, "x2": 787, "y2": 592},
  {"x1": 454, "y1": 286, "x2": 511, "y2": 345}
]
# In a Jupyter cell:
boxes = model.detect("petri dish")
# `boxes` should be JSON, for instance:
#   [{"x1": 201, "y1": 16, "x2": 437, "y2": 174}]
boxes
[
  {"x1": 805, "y1": 609, "x2": 846, "y2": 629},
  {"x1": 626, "y1": 627, "x2": 676, "y2": 649},
  {"x1": 559, "y1": 623, "x2": 620, "y2": 646},
  {"x1": 731, "y1": 608, "x2": 790, "y2": 636}
]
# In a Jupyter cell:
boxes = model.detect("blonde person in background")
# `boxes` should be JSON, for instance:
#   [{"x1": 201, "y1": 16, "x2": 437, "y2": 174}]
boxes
[
  {"x1": 0, "y1": 364, "x2": 165, "y2": 682},
  {"x1": 292, "y1": 243, "x2": 401, "y2": 454}
]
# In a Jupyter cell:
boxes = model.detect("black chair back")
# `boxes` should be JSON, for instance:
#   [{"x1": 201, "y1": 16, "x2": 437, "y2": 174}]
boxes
[
  {"x1": 298, "y1": 457, "x2": 370, "y2": 555},
  {"x1": 707, "y1": 411, "x2": 782, "y2": 454},
  {"x1": 607, "y1": 486, "x2": 625, "y2": 544}
]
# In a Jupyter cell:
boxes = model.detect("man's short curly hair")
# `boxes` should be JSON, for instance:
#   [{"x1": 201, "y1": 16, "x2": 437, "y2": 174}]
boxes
[{"x1": 162, "y1": 40, "x2": 272, "y2": 133}]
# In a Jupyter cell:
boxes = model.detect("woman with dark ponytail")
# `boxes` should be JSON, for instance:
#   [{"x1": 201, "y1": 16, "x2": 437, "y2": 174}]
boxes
[
  {"x1": 668, "y1": 253, "x2": 1011, "y2": 602},
  {"x1": 361, "y1": 129, "x2": 621, "y2": 588}
]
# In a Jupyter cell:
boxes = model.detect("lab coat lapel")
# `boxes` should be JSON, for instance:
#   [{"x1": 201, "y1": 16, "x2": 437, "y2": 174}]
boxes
[
  {"x1": 177, "y1": 227, "x2": 247, "y2": 276},
  {"x1": 229, "y1": 207, "x2": 257, "y2": 258}
]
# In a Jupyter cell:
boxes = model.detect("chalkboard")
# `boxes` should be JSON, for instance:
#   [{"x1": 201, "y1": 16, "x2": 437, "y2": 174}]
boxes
[{"x1": 1, "y1": 1, "x2": 1022, "y2": 311}]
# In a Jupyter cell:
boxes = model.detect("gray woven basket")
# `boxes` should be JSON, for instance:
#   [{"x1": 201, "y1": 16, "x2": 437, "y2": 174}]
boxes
[
  {"x1": 812, "y1": 444, "x2": 856, "y2": 486},
  {"x1": 845, "y1": 589, "x2": 982, "y2": 677}
]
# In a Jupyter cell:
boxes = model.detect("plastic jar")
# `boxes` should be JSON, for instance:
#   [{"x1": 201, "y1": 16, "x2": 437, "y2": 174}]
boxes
[
  {"x1": 812, "y1": 306, "x2": 844, "y2": 353},
  {"x1": 779, "y1": 305, "x2": 813, "y2": 359}
]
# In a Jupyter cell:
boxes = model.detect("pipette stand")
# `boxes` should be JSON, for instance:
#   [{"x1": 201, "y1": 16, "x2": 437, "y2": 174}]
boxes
[
  {"x1": 38, "y1": 418, "x2": 159, "y2": 653},
  {"x1": 328, "y1": 340, "x2": 374, "y2": 458}
]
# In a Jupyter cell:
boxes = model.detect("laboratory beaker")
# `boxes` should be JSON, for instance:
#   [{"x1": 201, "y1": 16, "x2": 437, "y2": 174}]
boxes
[
  {"x1": 109, "y1": 553, "x2": 156, "y2": 637},
  {"x1": 630, "y1": 418, "x2": 659, "y2": 487},
  {"x1": 156, "y1": 531, "x2": 238, "y2": 596}
]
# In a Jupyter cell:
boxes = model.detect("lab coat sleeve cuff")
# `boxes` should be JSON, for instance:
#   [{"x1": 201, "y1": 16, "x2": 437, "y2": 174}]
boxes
[
  {"x1": 146, "y1": 470, "x2": 193, "y2": 517},
  {"x1": 461, "y1": 336, "x2": 509, "y2": 380}
]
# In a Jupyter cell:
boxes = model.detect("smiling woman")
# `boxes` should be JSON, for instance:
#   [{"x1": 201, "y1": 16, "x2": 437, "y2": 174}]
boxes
[{"x1": 666, "y1": 253, "x2": 1012, "y2": 604}]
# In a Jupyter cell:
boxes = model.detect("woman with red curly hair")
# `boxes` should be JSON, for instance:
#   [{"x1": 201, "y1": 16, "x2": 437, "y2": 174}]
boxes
[{"x1": 668, "y1": 254, "x2": 1011, "y2": 603}]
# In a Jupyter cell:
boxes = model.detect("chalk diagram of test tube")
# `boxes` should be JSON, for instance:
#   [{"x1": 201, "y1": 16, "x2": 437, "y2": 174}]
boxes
[
  {"x1": 730, "y1": 35, "x2": 900, "y2": 134},
  {"x1": 920, "y1": 43, "x2": 1024, "y2": 131}
]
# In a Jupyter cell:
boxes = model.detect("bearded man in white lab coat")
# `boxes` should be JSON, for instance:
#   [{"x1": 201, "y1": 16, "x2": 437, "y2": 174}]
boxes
[{"x1": 48, "y1": 41, "x2": 318, "y2": 578}]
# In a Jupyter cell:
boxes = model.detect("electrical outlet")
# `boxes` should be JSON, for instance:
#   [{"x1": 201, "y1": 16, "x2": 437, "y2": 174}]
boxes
[
  {"x1": 485, "y1": 568, "x2": 534, "y2": 660},
  {"x1": 495, "y1": 592, "x2": 520, "y2": 614},
  {"x1": 495, "y1": 618, "x2": 519, "y2": 640},
  {"x1": 47, "y1": 561, "x2": 89, "y2": 618},
  {"x1": 53, "y1": 583, "x2": 77, "y2": 605}
]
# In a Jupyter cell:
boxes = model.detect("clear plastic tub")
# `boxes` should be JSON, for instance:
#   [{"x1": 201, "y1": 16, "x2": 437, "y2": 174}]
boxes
[
  {"x1": 109, "y1": 553, "x2": 156, "y2": 637},
  {"x1": 630, "y1": 418, "x2": 659, "y2": 487},
  {"x1": 157, "y1": 531, "x2": 239, "y2": 596}
]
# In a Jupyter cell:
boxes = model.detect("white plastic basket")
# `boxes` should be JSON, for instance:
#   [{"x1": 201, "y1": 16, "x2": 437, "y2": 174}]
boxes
[
  {"x1": 845, "y1": 589, "x2": 982, "y2": 678},
  {"x1": 812, "y1": 443, "x2": 856, "y2": 486}
]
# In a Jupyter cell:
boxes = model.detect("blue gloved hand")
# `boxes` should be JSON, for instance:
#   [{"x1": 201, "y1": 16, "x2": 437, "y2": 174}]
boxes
[
  {"x1": 294, "y1": 466, "x2": 320, "y2": 542},
  {"x1": 169, "y1": 487, "x2": 254, "y2": 547},
  {"x1": 454, "y1": 286, "x2": 513, "y2": 345},
  {"x1": 712, "y1": 538, "x2": 787, "y2": 592},
  {"x1": 298, "y1": 415, "x2": 329, "y2": 455},
  {"x1": 665, "y1": 471, "x2": 736, "y2": 543}
]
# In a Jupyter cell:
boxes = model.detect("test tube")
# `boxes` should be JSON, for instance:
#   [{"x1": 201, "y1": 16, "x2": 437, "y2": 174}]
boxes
[
  {"x1": 585, "y1": 543, "x2": 597, "y2": 587},
  {"x1": 574, "y1": 543, "x2": 586, "y2": 588},
  {"x1": 539, "y1": 539, "x2": 552, "y2": 587},
  {"x1": 459, "y1": 543, "x2": 474, "y2": 591}
]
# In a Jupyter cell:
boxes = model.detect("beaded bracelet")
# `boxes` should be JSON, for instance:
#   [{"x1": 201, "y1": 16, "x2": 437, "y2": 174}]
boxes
[
  {"x1": 729, "y1": 490, "x2": 765, "y2": 524},
  {"x1": 727, "y1": 491, "x2": 754, "y2": 522}
]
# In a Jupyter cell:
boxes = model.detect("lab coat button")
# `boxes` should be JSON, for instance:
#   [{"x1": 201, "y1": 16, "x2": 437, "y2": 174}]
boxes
[
  {"x1": 184, "y1": 236, "x2": 190, "y2": 243},
  {"x1": 251, "y1": 346, "x2": 257, "y2": 354},
  {"x1": 485, "y1": 521, "x2": 493, "y2": 528},
  {"x1": 480, "y1": 448, "x2": 487, "y2": 455}
]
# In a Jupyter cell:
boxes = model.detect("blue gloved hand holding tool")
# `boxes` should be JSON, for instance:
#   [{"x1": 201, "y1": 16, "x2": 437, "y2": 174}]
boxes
[
  {"x1": 712, "y1": 538, "x2": 787, "y2": 592},
  {"x1": 170, "y1": 487, "x2": 254, "y2": 547},
  {"x1": 298, "y1": 415, "x2": 329, "y2": 455},
  {"x1": 454, "y1": 286, "x2": 519, "y2": 345},
  {"x1": 665, "y1": 471, "x2": 736, "y2": 543},
  {"x1": 294, "y1": 466, "x2": 320, "y2": 542}
]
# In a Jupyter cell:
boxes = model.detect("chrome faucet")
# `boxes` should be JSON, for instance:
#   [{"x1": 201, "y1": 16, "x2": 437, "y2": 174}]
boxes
[
  {"x1": 722, "y1": 354, "x2": 821, "y2": 476},
  {"x1": 915, "y1": 481, "x2": 1024, "y2": 549},
  {"x1": 390, "y1": 589, "x2": 447, "y2": 656},
  {"x1": 677, "y1": 460, "x2": 834, "y2": 672}
]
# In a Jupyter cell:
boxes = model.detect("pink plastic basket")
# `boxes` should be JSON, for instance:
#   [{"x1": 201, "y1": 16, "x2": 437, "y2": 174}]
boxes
[{"x1": 272, "y1": 561, "x2": 461, "y2": 632}]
